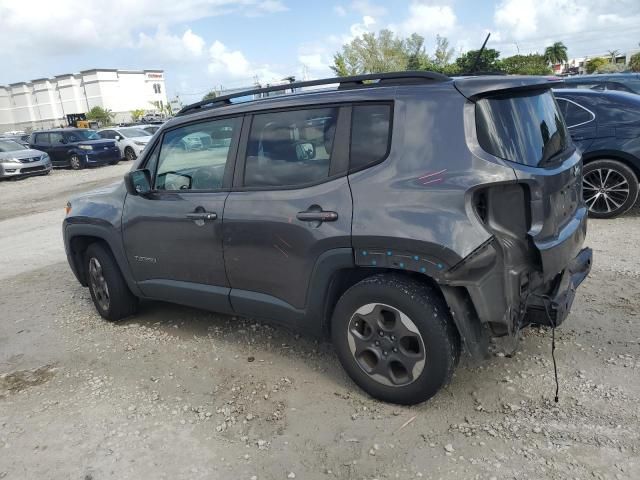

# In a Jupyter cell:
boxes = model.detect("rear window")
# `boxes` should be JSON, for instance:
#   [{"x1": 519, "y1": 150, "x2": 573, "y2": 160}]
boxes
[{"x1": 475, "y1": 90, "x2": 570, "y2": 167}]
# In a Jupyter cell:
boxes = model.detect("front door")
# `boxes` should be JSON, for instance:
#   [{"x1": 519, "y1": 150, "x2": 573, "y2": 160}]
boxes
[
  {"x1": 122, "y1": 116, "x2": 242, "y2": 313},
  {"x1": 223, "y1": 106, "x2": 353, "y2": 312}
]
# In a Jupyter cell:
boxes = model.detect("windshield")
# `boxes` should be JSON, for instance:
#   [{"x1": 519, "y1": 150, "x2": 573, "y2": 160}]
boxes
[
  {"x1": 120, "y1": 128, "x2": 150, "y2": 138},
  {"x1": 65, "y1": 130, "x2": 101, "y2": 142},
  {"x1": 0, "y1": 140, "x2": 27, "y2": 152},
  {"x1": 475, "y1": 89, "x2": 570, "y2": 167}
]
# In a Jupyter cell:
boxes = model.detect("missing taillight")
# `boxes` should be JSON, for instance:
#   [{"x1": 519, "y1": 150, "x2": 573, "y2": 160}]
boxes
[{"x1": 473, "y1": 190, "x2": 488, "y2": 224}]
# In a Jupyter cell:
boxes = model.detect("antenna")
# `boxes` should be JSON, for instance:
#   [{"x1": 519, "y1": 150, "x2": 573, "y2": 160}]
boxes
[{"x1": 470, "y1": 32, "x2": 491, "y2": 74}]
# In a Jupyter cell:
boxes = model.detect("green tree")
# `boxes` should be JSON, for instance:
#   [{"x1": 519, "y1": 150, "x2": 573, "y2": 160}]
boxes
[
  {"x1": 130, "y1": 109, "x2": 145, "y2": 122},
  {"x1": 202, "y1": 90, "x2": 219, "y2": 101},
  {"x1": 499, "y1": 54, "x2": 552, "y2": 75},
  {"x1": 544, "y1": 42, "x2": 568, "y2": 64},
  {"x1": 433, "y1": 35, "x2": 454, "y2": 68},
  {"x1": 454, "y1": 48, "x2": 501, "y2": 73},
  {"x1": 405, "y1": 33, "x2": 430, "y2": 70},
  {"x1": 585, "y1": 57, "x2": 608, "y2": 74},
  {"x1": 629, "y1": 52, "x2": 640, "y2": 72},
  {"x1": 86, "y1": 106, "x2": 114, "y2": 126}
]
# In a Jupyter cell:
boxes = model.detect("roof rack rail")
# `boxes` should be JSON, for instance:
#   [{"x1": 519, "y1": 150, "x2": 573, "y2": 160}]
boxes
[{"x1": 177, "y1": 71, "x2": 450, "y2": 116}]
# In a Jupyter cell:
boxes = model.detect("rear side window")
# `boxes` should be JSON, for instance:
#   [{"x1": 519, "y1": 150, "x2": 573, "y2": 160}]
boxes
[
  {"x1": 350, "y1": 104, "x2": 391, "y2": 172},
  {"x1": 244, "y1": 107, "x2": 337, "y2": 188},
  {"x1": 475, "y1": 90, "x2": 570, "y2": 167},
  {"x1": 34, "y1": 133, "x2": 49, "y2": 144},
  {"x1": 557, "y1": 99, "x2": 594, "y2": 128}
]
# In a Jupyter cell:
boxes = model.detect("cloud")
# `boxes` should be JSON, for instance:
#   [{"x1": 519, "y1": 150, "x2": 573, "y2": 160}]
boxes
[
  {"x1": 391, "y1": 2, "x2": 457, "y2": 37},
  {"x1": 137, "y1": 27, "x2": 206, "y2": 62},
  {"x1": 333, "y1": 5, "x2": 348, "y2": 17},
  {"x1": 350, "y1": 0, "x2": 387, "y2": 18},
  {"x1": 207, "y1": 40, "x2": 283, "y2": 84},
  {"x1": 493, "y1": 0, "x2": 640, "y2": 56}
]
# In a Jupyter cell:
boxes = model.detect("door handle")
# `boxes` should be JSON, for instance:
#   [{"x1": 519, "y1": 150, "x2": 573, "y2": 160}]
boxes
[
  {"x1": 185, "y1": 212, "x2": 217, "y2": 220},
  {"x1": 296, "y1": 210, "x2": 338, "y2": 222}
]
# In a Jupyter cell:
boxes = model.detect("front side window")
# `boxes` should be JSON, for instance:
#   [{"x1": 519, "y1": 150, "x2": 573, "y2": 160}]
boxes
[
  {"x1": 350, "y1": 104, "x2": 392, "y2": 171},
  {"x1": 244, "y1": 107, "x2": 338, "y2": 188},
  {"x1": 154, "y1": 117, "x2": 239, "y2": 191},
  {"x1": 50, "y1": 132, "x2": 65, "y2": 144},
  {"x1": 65, "y1": 130, "x2": 100, "y2": 142},
  {"x1": 476, "y1": 89, "x2": 570, "y2": 167}
]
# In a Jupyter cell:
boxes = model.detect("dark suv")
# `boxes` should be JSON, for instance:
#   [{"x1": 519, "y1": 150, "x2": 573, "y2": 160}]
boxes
[
  {"x1": 30, "y1": 128, "x2": 120, "y2": 169},
  {"x1": 63, "y1": 72, "x2": 592, "y2": 404}
]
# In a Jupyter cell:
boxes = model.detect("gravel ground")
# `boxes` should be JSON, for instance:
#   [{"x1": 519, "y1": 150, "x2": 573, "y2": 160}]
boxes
[{"x1": 0, "y1": 167, "x2": 638, "y2": 480}]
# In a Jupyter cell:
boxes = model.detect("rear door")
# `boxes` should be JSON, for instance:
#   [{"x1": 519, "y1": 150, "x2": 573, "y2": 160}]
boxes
[
  {"x1": 223, "y1": 105, "x2": 353, "y2": 313},
  {"x1": 122, "y1": 116, "x2": 242, "y2": 312},
  {"x1": 31, "y1": 133, "x2": 54, "y2": 160}
]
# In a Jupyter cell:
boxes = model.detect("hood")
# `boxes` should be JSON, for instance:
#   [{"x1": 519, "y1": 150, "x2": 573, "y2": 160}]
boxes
[
  {"x1": 69, "y1": 180, "x2": 123, "y2": 202},
  {"x1": 0, "y1": 148, "x2": 46, "y2": 161}
]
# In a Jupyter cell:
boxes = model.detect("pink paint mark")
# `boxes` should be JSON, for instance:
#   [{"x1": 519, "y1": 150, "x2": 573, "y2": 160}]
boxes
[
  {"x1": 274, "y1": 244, "x2": 289, "y2": 258},
  {"x1": 418, "y1": 169, "x2": 447, "y2": 180},
  {"x1": 421, "y1": 177, "x2": 445, "y2": 185}
]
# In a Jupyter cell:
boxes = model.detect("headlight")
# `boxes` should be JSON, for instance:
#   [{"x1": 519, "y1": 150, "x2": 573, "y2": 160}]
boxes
[
  {"x1": 2, "y1": 157, "x2": 20, "y2": 164},
  {"x1": 79, "y1": 145, "x2": 93, "y2": 150},
  {"x1": 41, "y1": 153, "x2": 49, "y2": 161},
  {"x1": 134, "y1": 141, "x2": 147, "y2": 146}
]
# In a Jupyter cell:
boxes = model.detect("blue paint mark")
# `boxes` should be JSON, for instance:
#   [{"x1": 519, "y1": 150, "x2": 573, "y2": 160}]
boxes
[
  {"x1": 362, "y1": 250, "x2": 367, "y2": 256},
  {"x1": 437, "y1": 263, "x2": 444, "y2": 270},
  {"x1": 420, "y1": 267, "x2": 426, "y2": 273},
  {"x1": 372, "y1": 260, "x2": 377, "y2": 266},
  {"x1": 399, "y1": 262, "x2": 405, "y2": 268},
  {"x1": 413, "y1": 255, "x2": 419, "y2": 261},
  {"x1": 387, "y1": 250, "x2": 392, "y2": 256}
]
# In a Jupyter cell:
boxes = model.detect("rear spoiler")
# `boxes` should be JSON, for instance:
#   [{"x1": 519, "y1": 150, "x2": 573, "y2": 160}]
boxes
[{"x1": 454, "y1": 76, "x2": 564, "y2": 101}]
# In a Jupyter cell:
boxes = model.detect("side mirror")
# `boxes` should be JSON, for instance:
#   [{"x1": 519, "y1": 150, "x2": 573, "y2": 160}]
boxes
[
  {"x1": 295, "y1": 142, "x2": 316, "y2": 161},
  {"x1": 115, "y1": 135, "x2": 122, "y2": 141},
  {"x1": 124, "y1": 169, "x2": 151, "y2": 196}
]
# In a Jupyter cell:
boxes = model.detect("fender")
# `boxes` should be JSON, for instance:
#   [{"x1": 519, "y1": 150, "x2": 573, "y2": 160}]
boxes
[{"x1": 64, "y1": 221, "x2": 143, "y2": 297}]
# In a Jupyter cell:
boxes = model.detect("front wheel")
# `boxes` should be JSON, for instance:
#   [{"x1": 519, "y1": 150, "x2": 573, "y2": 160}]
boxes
[
  {"x1": 124, "y1": 147, "x2": 137, "y2": 161},
  {"x1": 331, "y1": 274, "x2": 460, "y2": 405},
  {"x1": 583, "y1": 159, "x2": 639, "y2": 219},
  {"x1": 85, "y1": 243, "x2": 138, "y2": 321},
  {"x1": 69, "y1": 154, "x2": 83, "y2": 170}
]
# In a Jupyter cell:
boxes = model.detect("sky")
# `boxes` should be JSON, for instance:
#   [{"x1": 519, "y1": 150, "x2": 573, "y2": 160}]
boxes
[{"x1": 1, "y1": 0, "x2": 639, "y2": 104}]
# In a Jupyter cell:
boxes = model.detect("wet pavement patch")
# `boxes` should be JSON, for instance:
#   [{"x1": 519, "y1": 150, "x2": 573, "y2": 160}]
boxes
[{"x1": 0, "y1": 364, "x2": 57, "y2": 395}]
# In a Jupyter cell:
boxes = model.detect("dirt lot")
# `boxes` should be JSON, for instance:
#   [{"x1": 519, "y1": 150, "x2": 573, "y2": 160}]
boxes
[{"x1": 0, "y1": 166, "x2": 638, "y2": 480}]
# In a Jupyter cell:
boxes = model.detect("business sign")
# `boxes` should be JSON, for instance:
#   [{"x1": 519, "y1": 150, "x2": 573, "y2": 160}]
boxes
[{"x1": 146, "y1": 72, "x2": 164, "y2": 80}]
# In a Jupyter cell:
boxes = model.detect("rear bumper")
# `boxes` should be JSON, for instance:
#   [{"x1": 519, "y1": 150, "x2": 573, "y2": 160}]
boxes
[{"x1": 526, "y1": 247, "x2": 592, "y2": 327}]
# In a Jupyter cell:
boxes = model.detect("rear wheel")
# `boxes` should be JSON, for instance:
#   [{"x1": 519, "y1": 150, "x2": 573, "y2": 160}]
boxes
[
  {"x1": 583, "y1": 159, "x2": 638, "y2": 219},
  {"x1": 331, "y1": 274, "x2": 459, "y2": 405},
  {"x1": 85, "y1": 243, "x2": 138, "y2": 321},
  {"x1": 124, "y1": 147, "x2": 137, "y2": 161},
  {"x1": 69, "y1": 154, "x2": 83, "y2": 170}
]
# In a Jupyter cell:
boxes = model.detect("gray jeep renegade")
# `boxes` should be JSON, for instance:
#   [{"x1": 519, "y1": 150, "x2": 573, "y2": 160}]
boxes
[{"x1": 63, "y1": 72, "x2": 592, "y2": 405}]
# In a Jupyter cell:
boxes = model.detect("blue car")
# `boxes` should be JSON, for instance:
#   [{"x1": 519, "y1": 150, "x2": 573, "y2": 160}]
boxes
[
  {"x1": 554, "y1": 88, "x2": 640, "y2": 218},
  {"x1": 29, "y1": 128, "x2": 121, "y2": 170}
]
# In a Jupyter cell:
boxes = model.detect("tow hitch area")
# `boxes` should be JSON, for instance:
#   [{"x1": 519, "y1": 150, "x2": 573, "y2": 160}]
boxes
[{"x1": 526, "y1": 247, "x2": 593, "y2": 327}]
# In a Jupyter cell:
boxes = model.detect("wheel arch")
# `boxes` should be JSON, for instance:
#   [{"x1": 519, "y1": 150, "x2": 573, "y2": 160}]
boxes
[{"x1": 582, "y1": 150, "x2": 640, "y2": 178}]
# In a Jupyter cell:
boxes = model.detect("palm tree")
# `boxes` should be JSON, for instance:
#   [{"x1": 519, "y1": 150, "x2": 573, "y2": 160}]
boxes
[
  {"x1": 607, "y1": 49, "x2": 620, "y2": 63},
  {"x1": 544, "y1": 42, "x2": 568, "y2": 65}
]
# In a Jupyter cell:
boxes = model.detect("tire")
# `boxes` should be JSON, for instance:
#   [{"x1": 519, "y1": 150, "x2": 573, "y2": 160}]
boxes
[
  {"x1": 69, "y1": 154, "x2": 83, "y2": 170},
  {"x1": 109, "y1": 158, "x2": 120, "y2": 166},
  {"x1": 583, "y1": 159, "x2": 639, "y2": 219},
  {"x1": 124, "y1": 147, "x2": 137, "y2": 161},
  {"x1": 331, "y1": 273, "x2": 460, "y2": 405},
  {"x1": 85, "y1": 243, "x2": 138, "y2": 321}
]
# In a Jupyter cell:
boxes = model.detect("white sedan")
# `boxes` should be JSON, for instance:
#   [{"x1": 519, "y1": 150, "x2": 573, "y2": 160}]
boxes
[{"x1": 97, "y1": 127, "x2": 152, "y2": 161}]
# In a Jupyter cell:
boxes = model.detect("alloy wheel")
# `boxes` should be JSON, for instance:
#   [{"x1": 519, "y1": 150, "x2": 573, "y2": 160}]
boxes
[
  {"x1": 347, "y1": 303, "x2": 426, "y2": 387},
  {"x1": 70, "y1": 155, "x2": 81, "y2": 170},
  {"x1": 88, "y1": 257, "x2": 110, "y2": 312},
  {"x1": 583, "y1": 167, "x2": 630, "y2": 215},
  {"x1": 125, "y1": 148, "x2": 136, "y2": 161}
]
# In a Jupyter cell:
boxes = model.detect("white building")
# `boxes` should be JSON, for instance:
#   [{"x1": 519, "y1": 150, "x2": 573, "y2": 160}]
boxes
[{"x1": 0, "y1": 69, "x2": 168, "y2": 133}]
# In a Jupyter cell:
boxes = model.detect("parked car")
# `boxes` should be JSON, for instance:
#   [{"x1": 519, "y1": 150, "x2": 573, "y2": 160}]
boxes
[
  {"x1": 141, "y1": 113, "x2": 164, "y2": 123},
  {"x1": 554, "y1": 88, "x2": 640, "y2": 218},
  {"x1": 97, "y1": 127, "x2": 152, "y2": 161},
  {"x1": 29, "y1": 129, "x2": 120, "y2": 170},
  {"x1": 140, "y1": 124, "x2": 161, "y2": 136},
  {"x1": 0, "y1": 133, "x2": 31, "y2": 148},
  {"x1": 0, "y1": 139, "x2": 51, "y2": 179},
  {"x1": 63, "y1": 72, "x2": 592, "y2": 405},
  {"x1": 560, "y1": 73, "x2": 640, "y2": 95}
]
